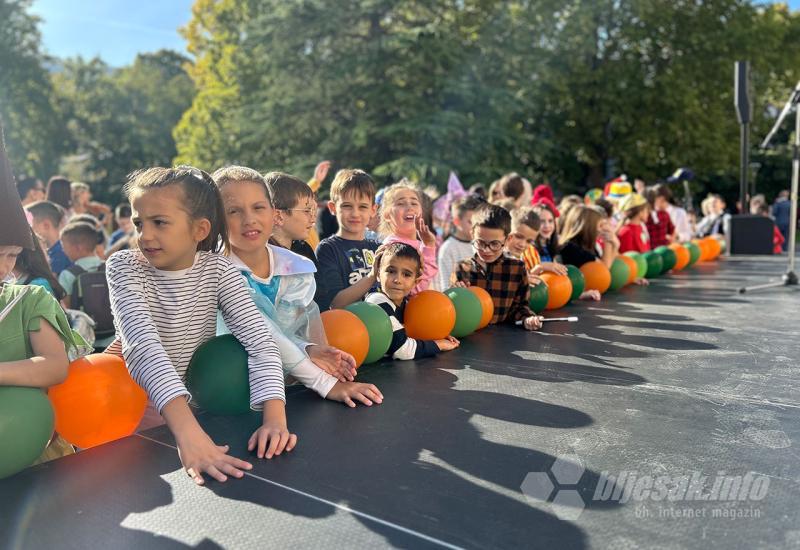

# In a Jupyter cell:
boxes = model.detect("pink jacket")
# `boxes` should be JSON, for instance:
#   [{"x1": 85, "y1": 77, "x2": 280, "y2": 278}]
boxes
[{"x1": 382, "y1": 235, "x2": 438, "y2": 295}]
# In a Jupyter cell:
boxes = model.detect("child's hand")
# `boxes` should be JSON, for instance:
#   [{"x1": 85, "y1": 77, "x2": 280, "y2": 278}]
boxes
[
  {"x1": 307, "y1": 344, "x2": 357, "y2": 382},
  {"x1": 435, "y1": 335, "x2": 460, "y2": 351},
  {"x1": 634, "y1": 277, "x2": 650, "y2": 286},
  {"x1": 541, "y1": 262, "x2": 568, "y2": 276},
  {"x1": 248, "y1": 401, "x2": 297, "y2": 459},
  {"x1": 176, "y1": 425, "x2": 253, "y2": 485},
  {"x1": 579, "y1": 289, "x2": 601, "y2": 301},
  {"x1": 416, "y1": 216, "x2": 437, "y2": 248},
  {"x1": 452, "y1": 280, "x2": 470, "y2": 288},
  {"x1": 314, "y1": 160, "x2": 331, "y2": 184},
  {"x1": 528, "y1": 272, "x2": 543, "y2": 286},
  {"x1": 523, "y1": 315, "x2": 543, "y2": 331},
  {"x1": 327, "y1": 381, "x2": 384, "y2": 408}
]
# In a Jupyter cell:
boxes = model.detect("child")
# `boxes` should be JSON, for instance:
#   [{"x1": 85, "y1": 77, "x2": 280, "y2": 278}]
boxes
[
  {"x1": 13, "y1": 234, "x2": 67, "y2": 301},
  {"x1": 455, "y1": 204, "x2": 543, "y2": 331},
  {"x1": 26, "y1": 200, "x2": 71, "y2": 274},
  {"x1": 753, "y1": 202, "x2": 785, "y2": 254},
  {"x1": 559, "y1": 205, "x2": 619, "y2": 269},
  {"x1": 57, "y1": 221, "x2": 104, "y2": 304},
  {"x1": 16, "y1": 176, "x2": 46, "y2": 207},
  {"x1": 437, "y1": 194, "x2": 485, "y2": 290},
  {"x1": 379, "y1": 181, "x2": 438, "y2": 295},
  {"x1": 366, "y1": 243, "x2": 459, "y2": 359},
  {"x1": 212, "y1": 165, "x2": 382, "y2": 407},
  {"x1": 104, "y1": 166, "x2": 296, "y2": 485},
  {"x1": 616, "y1": 193, "x2": 651, "y2": 254},
  {"x1": 645, "y1": 185, "x2": 676, "y2": 248},
  {"x1": 531, "y1": 201, "x2": 568, "y2": 276},
  {"x1": 107, "y1": 203, "x2": 134, "y2": 251},
  {"x1": 266, "y1": 171, "x2": 321, "y2": 267},
  {"x1": 315, "y1": 169, "x2": 381, "y2": 310}
]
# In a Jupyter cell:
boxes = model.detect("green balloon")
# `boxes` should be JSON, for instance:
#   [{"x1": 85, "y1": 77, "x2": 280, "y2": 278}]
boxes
[
  {"x1": 654, "y1": 245, "x2": 677, "y2": 273},
  {"x1": 643, "y1": 251, "x2": 663, "y2": 278},
  {"x1": 187, "y1": 335, "x2": 250, "y2": 415},
  {"x1": 625, "y1": 252, "x2": 648, "y2": 279},
  {"x1": 528, "y1": 281, "x2": 549, "y2": 313},
  {"x1": 684, "y1": 242, "x2": 701, "y2": 266},
  {"x1": 345, "y1": 301, "x2": 392, "y2": 364},
  {"x1": 566, "y1": 265, "x2": 585, "y2": 302},
  {"x1": 608, "y1": 258, "x2": 630, "y2": 291},
  {"x1": 0, "y1": 387, "x2": 54, "y2": 479},
  {"x1": 444, "y1": 287, "x2": 483, "y2": 338}
]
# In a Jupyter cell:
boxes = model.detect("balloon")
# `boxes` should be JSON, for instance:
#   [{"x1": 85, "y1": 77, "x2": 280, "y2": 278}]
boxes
[
  {"x1": 684, "y1": 242, "x2": 701, "y2": 266},
  {"x1": 692, "y1": 239, "x2": 711, "y2": 261},
  {"x1": 468, "y1": 286, "x2": 494, "y2": 329},
  {"x1": 321, "y1": 309, "x2": 370, "y2": 367},
  {"x1": 624, "y1": 251, "x2": 648, "y2": 279},
  {"x1": 580, "y1": 261, "x2": 611, "y2": 293},
  {"x1": 642, "y1": 251, "x2": 663, "y2": 278},
  {"x1": 0, "y1": 387, "x2": 54, "y2": 479},
  {"x1": 49, "y1": 354, "x2": 147, "y2": 448},
  {"x1": 566, "y1": 265, "x2": 585, "y2": 302},
  {"x1": 704, "y1": 237, "x2": 722, "y2": 260},
  {"x1": 528, "y1": 281, "x2": 549, "y2": 313},
  {"x1": 186, "y1": 335, "x2": 250, "y2": 415},
  {"x1": 669, "y1": 243, "x2": 690, "y2": 271},
  {"x1": 444, "y1": 287, "x2": 483, "y2": 338},
  {"x1": 620, "y1": 255, "x2": 638, "y2": 284},
  {"x1": 345, "y1": 302, "x2": 393, "y2": 364},
  {"x1": 608, "y1": 258, "x2": 630, "y2": 291},
  {"x1": 405, "y1": 290, "x2": 456, "y2": 340},
  {"x1": 654, "y1": 245, "x2": 677, "y2": 273},
  {"x1": 540, "y1": 273, "x2": 572, "y2": 310}
]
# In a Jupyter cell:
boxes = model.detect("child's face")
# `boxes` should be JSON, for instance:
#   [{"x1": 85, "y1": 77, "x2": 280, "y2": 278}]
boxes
[
  {"x1": 131, "y1": 186, "x2": 210, "y2": 271},
  {"x1": 378, "y1": 255, "x2": 419, "y2": 306},
  {"x1": 117, "y1": 216, "x2": 133, "y2": 234},
  {"x1": 654, "y1": 196, "x2": 668, "y2": 211},
  {"x1": 385, "y1": 188, "x2": 421, "y2": 236},
  {"x1": 538, "y1": 210, "x2": 555, "y2": 239},
  {"x1": 222, "y1": 181, "x2": 274, "y2": 256},
  {"x1": 0, "y1": 246, "x2": 22, "y2": 281},
  {"x1": 472, "y1": 225, "x2": 507, "y2": 264},
  {"x1": 329, "y1": 192, "x2": 376, "y2": 239},
  {"x1": 506, "y1": 223, "x2": 539, "y2": 256},
  {"x1": 277, "y1": 195, "x2": 316, "y2": 241},
  {"x1": 452, "y1": 210, "x2": 474, "y2": 239}
]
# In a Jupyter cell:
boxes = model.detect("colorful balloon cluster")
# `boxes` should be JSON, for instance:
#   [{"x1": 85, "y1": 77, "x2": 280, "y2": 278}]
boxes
[{"x1": 528, "y1": 236, "x2": 725, "y2": 313}]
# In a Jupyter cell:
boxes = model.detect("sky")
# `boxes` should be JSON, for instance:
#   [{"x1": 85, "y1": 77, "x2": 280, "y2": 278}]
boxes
[{"x1": 30, "y1": 0, "x2": 800, "y2": 68}]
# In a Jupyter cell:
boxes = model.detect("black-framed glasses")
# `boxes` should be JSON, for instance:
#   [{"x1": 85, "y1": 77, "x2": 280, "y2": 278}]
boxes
[{"x1": 472, "y1": 238, "x2": 505, "y2": 252}]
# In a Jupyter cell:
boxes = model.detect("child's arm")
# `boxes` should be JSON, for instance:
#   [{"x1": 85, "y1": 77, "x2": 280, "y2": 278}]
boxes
[
  {"x1": 0, "y1": 320, "x2": 68, "y2": 388},
  {"x1": 329, "y1": 274, "x2": 376, "y2": 309},
  {"x1": 365, "y1": 293, "x2": 443, "y2": 360},
  {"x1": 413, "y1": 218, "x2": 438, "y2": 293}
]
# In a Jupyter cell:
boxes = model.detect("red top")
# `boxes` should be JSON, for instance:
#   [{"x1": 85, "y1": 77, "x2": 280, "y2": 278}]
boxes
[
  {"x1": 645, "y1": 210, "x2": 675, "y2": 248},
  {"x1": 774, "y1": 225, "x2": 785, "y2": 254},
  {"x1": 618, "y1": 223, "x2": 650, "y2": 253}
]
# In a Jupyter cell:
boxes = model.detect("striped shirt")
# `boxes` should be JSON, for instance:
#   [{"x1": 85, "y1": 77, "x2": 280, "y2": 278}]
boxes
[
  {"x1": 521, "y1": 244, "x2": 541, "y2": 272},
  {"x1": 105, "y1": 249, "x2": 285, "y2": 413},
  {"x1": 364, "y1": 291, "x2": 439, "y2": 360}
]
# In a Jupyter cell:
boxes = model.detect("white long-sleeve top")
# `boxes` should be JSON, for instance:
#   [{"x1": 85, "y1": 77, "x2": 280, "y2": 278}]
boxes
[{"x1": 105, "y1": 249, "x2": 285, "y2": 413}]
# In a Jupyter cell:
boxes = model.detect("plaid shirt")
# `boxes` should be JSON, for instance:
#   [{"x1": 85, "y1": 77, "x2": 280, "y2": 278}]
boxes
[
  {"x1": 455, "y1": 254, "x2": 533, "y2": 325},
  {"x1": 646, "y1": 210, "x2": 674, "y2": 248}
]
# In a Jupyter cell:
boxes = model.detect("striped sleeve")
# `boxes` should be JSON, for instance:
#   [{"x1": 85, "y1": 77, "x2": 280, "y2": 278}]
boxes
[
  {"x1": 216, "y1": 260, "x2": 286, "y2": 408},
  {"x1": 106, "y1": 252, "x2": 189, "y2": 413}
]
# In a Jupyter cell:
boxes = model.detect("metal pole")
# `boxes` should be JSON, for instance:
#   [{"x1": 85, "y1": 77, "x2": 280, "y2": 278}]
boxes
[
  {"x1": 740, "y1": 123, "x2": 749, "y2": 213},
  {"x1": 789, "y1": 107, "x2": 799, "y2": 275}
]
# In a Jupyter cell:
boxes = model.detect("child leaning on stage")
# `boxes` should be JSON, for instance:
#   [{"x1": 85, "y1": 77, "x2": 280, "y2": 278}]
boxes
[
  {"x1": 105, "y1": 166, "x2": 296, "y2": 486},
  {"x1": 315, "y1": 169, "x2": 381, "y2": 310},
  {"x1": 437, "y1": 193, "x2": 485, "y2": 290},
  {"x1": 212, "y1": 165, "x2": 382, "y2": 407},
  {"x1": 365, "y1": 243, "x2": 459, "y2": 360},
  {"x1": 454, "y1": 204, "x2": 543, "y2": 331}
]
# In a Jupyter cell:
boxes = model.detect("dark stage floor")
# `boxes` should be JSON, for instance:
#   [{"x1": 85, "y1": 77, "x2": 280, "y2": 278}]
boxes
[{"x1": 2, "y1": 255, "x2": 799, "y2": 549}]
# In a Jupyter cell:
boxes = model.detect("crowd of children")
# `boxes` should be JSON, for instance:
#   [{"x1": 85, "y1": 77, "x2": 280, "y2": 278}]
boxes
[{"x1": 2, "y1": 123, "x2": 789, "y2": 485}]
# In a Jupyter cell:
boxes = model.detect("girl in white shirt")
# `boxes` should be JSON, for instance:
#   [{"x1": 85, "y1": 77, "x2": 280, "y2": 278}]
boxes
[{"x1": 106, "y1": 166, "x2": 294, "y2": 486}]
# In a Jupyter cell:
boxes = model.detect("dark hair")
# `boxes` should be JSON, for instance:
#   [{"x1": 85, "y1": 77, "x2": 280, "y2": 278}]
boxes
[
  {"x1": 471, "y1": 203, "x2": 511, "y2": 236},
  {"x1": 61, "y1": 221, "x2": 103, "y2": 250},
  {"x1": 468, "y1": 184, "x2": 487, "y2": 198},
  {"x1": 17, "y1": 177, "x2": 42, "y2": 199},
  {"x1": 532, "y1": 204, "x2": 559, "y2": 257},
  {"x1": 330, "y1": 169, "x2": 376, "y2": 203},
  {"x1": 511, "y1": 206, "x2": 541, "y2": 231},
  {"x1": 125, "y1": 166, "x2": 227, "y2": 253},
  {"x1": 46, "y1": 176, "x2": 72, "y2": 209},
  {"x1": 115, "y1": 203, "x2": 132, "y2": 219},
  {"x1": 649, "y1": 183, "x2": 673, "y2": 206},
  {"x1": 499, "y1": 173, "x2": 525, "y2": 200},
  {"x1": 264, "y1": 171, "x2": 314, "y2": 209},
  {"x1": 595, "y1": 197, "x2": 614, "y2": 218},
  {"x1": 15, "y1": 231, "x2": 66, "y2": 300},
  {"x1": 374, "y1": 242, "x2": 422, "y2": 278},
  {"x1": 26, "y1": 200, "x2": 65, "y2": 227},
  {"x1": 452, "y1": 193, "x2": 486, "y2": 219}
]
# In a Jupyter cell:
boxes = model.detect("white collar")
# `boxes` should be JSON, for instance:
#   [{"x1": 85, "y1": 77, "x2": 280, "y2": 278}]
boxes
[{"x1": 228, "y1": 243, "x2": 316, "y2": 282}]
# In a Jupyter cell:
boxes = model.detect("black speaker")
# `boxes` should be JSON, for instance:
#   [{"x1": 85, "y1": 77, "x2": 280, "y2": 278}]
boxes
[
  {"x1": 726, "y1": 215, "x2": 774, "y2": 255},
  {"x1": 734, "y1": 61, "x2": 751, "y2": 124}
]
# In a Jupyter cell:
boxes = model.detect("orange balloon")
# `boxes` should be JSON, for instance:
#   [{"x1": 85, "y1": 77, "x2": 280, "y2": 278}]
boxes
[
  {"x1": 321, "y1": 309, "x2": 369, "y2": 367},
  {"x1": 468, "y1": 286, "x2": 494, "y2": 330},
  {"x1": 580, "y1": 260, "x2": 612, "y2": 294},
  {"x1": 669, "y1": 243, "x2": 690, "y2": 270},
  {"x1": 704, "y1": 237, "x2": 722, "y2": 260},
  {"x1": 49, "y1": 354, "x2": 147, "y2": 449},
  {"x1": 692, "y1": 239, "x2": 711, "y2": 262},
  {"x1": 404, "y1": 290, "x2": 457, "y2": 340},
  {"x1": 620, "y1": 255, "x2": 638, "y2": 285},
  {"x1": 540, "y1": 273, "x2": 572, "y2": 310}
]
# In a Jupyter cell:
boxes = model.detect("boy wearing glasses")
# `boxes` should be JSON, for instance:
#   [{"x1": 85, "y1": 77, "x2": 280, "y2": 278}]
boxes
[
  {"x1": 266, "y1": 172, "x2": 321, "y2": 267},
  {"x1": 455, "y1": 204, "x2": 543, "y2": 331}
]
